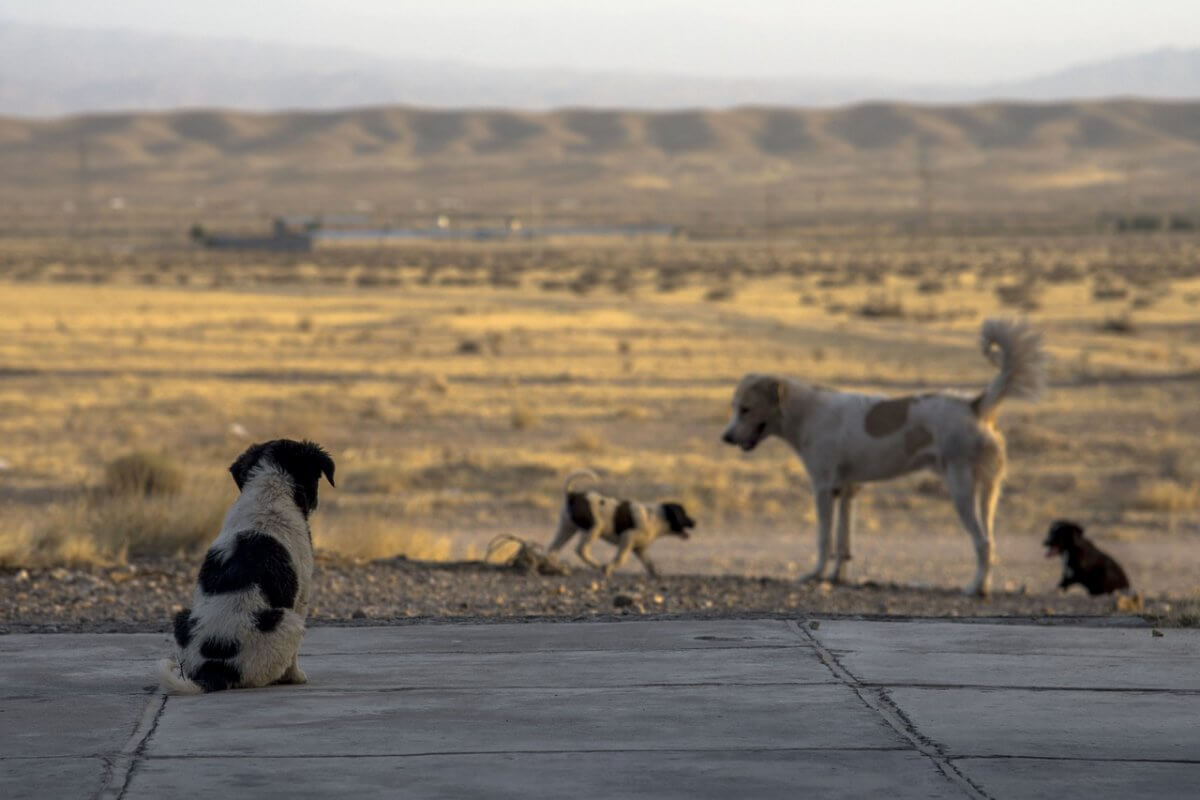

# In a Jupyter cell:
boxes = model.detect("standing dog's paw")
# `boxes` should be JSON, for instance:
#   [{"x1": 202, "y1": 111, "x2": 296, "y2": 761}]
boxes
[{"x1": 601, "y1": 564, "x2": 615, "y2": 578}]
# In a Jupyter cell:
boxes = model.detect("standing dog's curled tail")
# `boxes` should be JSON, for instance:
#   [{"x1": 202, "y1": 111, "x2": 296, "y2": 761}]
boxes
[
  {"x1": 973, "y1": 318, "x2": 1046, "y2": 420},
  {"x1": 563, "y1": 468, "x2": 600, "y2": 495},
  {"x1": 157, "y1": 658, "x2": 204, "y2": 695}
]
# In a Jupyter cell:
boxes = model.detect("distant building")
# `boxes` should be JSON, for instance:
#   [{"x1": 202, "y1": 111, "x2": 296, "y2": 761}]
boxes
[{"x1": 199, "y1": 218, "x2": 313, "y2": 252}]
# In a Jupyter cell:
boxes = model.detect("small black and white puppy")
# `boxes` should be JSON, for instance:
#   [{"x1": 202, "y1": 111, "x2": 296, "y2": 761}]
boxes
[
  {"x1": 159, "y1": 439, "x2": 335, "y2": 694},
  {"x1": 547, "y1": 470, "x2": 695, "y2": 577},
  {"x1": 1043, "y1": 519, "x2": 1130, "y2": 596}
]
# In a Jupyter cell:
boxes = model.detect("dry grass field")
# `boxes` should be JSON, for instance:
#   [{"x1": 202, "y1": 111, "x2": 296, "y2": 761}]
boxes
[{"x1": 1, "y1": 233, "x2": 1198, "y2": 603}]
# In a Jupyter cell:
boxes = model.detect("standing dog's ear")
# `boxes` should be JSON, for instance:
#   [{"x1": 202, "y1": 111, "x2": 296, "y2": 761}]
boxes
[
  {"x1": 661, "y1": 503, "x2": 695, "y2": 537},
  {"x1": 750, "y1": 375, "x2": 787, "y2": 410},
  {"x1": 229, "y1": 442, "x2": 269, "y2": 491},
  {"x1": 771, "y1": 377, "x2": 788, "y2": 408}
]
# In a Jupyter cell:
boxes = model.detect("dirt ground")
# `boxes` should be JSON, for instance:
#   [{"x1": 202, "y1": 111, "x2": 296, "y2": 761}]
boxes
[{"x1": 0, "y1": 552, "x2": 1173, "y2": 636}]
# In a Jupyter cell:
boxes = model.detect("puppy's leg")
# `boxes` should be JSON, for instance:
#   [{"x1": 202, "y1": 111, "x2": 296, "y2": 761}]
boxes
[
  {"x1": 830, "y1": 484, "x2": 858, "y2": 583},
  {"x1": 575, "y1": 527, "x2": 605, "y2": 570},
  {"x1": 633, "y1": 545, "x2": 659, "y2": 578},
  {"x1": 798, "y1": 488, "x2": 835, "y2": 583},
  {"x1": 603, "y1": 534, "x2": 636, "y2": 577},
  {"x1": 945, "y1": 463, "x2": 990, "y2": 596}
]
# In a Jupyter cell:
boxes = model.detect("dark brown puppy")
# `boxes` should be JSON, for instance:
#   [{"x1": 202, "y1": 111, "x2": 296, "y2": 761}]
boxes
[{"x1": 1043, "y1": 520, "x2": 1129, "y2": 595}]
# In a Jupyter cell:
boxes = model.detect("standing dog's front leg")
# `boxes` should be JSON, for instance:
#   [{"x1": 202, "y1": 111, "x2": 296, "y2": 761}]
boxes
[
  {"x1": 603, "y1": 534, "x2": 636, "y2": 577},
  {"x1": 633, "y1": 546, "x2": 659, "y2": 578},
  {"x1": 798, "y1": 487, "x2": 835, "y2": 583},
  {"x1": 830, "y1": 485, "x2": 857, "y2": 583},
  {"x1": 575, "y1": 527, "x2": 605, "y2": 570}
]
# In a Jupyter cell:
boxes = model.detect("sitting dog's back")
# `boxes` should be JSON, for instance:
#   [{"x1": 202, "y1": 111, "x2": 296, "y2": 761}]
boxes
[{"x1": 160, "y1": 439, "x2": 334, "y2": 693}]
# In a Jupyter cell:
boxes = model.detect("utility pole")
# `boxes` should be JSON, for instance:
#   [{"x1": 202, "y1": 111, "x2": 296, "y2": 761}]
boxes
[{"x1": 74, "y1": 139, "x2": 92, "y2": 239}]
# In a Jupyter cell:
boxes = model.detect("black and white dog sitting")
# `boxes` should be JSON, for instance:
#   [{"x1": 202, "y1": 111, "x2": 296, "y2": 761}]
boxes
[
  {"x1": 159, "y1": 439, "x2": 335, "y2": 694},
  {"x1": 547, "y1": 470, "x2": 695, "y2": 577},
  {"x1": 1043, "y1": 519, "x2": 1130, "y2": 596}
]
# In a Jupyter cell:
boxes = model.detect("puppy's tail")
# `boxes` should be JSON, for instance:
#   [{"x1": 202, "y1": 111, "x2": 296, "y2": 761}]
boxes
[
  {"x1": 973, "y1": 318, "x2": 1046, "y2": 420},
  {"x1": 158, "y1": 658, "x2": 204, "y2": 695},
  {"x1": 563, "y1": 468, "x2": 599, "y2": 495}
]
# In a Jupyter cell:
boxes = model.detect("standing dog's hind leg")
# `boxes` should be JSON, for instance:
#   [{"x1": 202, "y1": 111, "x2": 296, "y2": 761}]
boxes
[
  {"x1": 798, "y1": 488, "x2": 835, "y2": 583},
  {"x1": 945, "y1": 464, "x2": 990, "y2": 596},
  {"x1": 576, "y1": 527, "x2": 605, "y2": 571},
  {"x1": 830, "y1": 485, "x2": 857, "y2": 584},
  {"x1": 546, "y1": 515, "x2": 576, "y2": 554}
]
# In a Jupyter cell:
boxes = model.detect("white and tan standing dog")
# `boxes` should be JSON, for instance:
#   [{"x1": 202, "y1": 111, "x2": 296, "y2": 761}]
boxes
[
  {"x1": 159, "y1": 439, "x2": 334, "y2": 693},
  {"x1": 547, "y1": 470, "x2": 696, "y2": 577},
  {"x1": 722, "y1": 319, "x2": 1045, "y2": 595}
]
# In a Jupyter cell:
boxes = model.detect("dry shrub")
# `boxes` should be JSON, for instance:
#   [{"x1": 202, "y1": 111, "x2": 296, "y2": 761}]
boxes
[
  {"x1": 994, "y1": 281, "x2": 1040, "y2": 311},
  {"x1": 1148, "y1": 596, "x2": 1200, "y2": 628},
  {"x1": 486, "y1": 534, "x2": 571, "y2": 575},
  {"x1": 102, "y1": 451, "x2": 184, "y2": 497},
  {"x1": 1131, "y1": 480, "x2": 1200, "y2": 513},
  {"x1": 1098, "y1": 313, "x2": 1136, "y2": 335},
  {"x1": 27, "y1": 484, "x2": 229, "y2": 566},
  {"x1": 857, "y1": 292, "x2": 905, "y2": 319},
  {"x1": 704, "y1": 285, "x2": 735, "y2": 302},
  {"x1": 340, "y1": 465, "x2": 407, "y2": 495},
  {"x1": 566, "y1": 430, "x2": 606, "y2": 454},
  {"x1": 510, "y1": 404, "x2": 537, "y2": 431}
]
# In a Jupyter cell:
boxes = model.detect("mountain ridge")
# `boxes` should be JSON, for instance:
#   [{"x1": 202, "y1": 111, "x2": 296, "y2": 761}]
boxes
[{"x1": 2, "y1": 21, "x2": 1199, "y2": 116}]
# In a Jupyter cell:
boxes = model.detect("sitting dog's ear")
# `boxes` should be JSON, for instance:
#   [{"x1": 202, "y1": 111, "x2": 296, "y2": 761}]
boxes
[
  {"x1": 274, "y1": 440, "x2": 336, "y2": 516},
  {"x1": 1051, "y1": 519, "x2": 1083, "y2": 539},
  {"x1": 229, "y1": 442, "x2": 268, "y2": 491}
]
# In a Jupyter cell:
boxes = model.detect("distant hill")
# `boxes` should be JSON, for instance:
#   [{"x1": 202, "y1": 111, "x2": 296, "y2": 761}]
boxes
[
  {"x1": 1, "y1": 21, "x2": 1198, "y2": 116},
  {"x1": 4, "y1": 100, "x2": 1199, "y2": 228},
  {"x1": 4, "y1": 101, "x2": 1199, "y2": 162}
]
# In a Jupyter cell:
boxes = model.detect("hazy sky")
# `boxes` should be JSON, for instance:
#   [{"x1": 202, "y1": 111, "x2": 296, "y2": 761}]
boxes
[{"x1": 3, "y1": 0, "x2": 1199, "y2": 84}]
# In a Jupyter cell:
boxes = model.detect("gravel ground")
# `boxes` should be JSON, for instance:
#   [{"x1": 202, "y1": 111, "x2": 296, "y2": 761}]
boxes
[{"x1": 0, "y1": 554, "x2": 1174, "y2": 635}]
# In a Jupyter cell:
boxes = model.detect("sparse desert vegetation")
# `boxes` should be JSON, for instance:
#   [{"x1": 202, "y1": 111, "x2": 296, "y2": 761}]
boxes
[
  {"x1": 2, "y1": 100, "x2": 1199, "y2": 624},
  {"x1": 0, "y1": 232, "x2": 1198, "y2": 607}
]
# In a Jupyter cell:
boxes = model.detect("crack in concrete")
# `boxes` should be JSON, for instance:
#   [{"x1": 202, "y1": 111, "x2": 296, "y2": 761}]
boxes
[
  {"x1": 790, "y1": 620, "x2": 993, "y2": 800},
  {"x1": 857, "y1": 682, "x2": 1200, "y2": 695},
  {"x1": 135, "y1": 745, "x2": 915, "y2": 760},
  {"x1": 93, "y1": 691, "x2": 167, "y2": 800}
]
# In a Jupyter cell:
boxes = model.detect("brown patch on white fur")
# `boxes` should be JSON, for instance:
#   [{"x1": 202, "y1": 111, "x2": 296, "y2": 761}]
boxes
[
  {"x1": 864, "y1": 397, "x2": 914, "y2": 437},
  {"x1": 722, "y1": 318, "x2": 1045, "y2": 596}
]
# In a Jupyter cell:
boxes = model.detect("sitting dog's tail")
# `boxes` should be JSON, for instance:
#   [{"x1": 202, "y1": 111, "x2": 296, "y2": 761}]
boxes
[
  {"x1": 973, "y1": 318, "x2": 1046, "y2": 420},
  {"x1": 158, "y1": 658, "x2": 204, "y2": 695},
  {"x1": 563, "y1": 468, "x2": 599, "y2": 495}
]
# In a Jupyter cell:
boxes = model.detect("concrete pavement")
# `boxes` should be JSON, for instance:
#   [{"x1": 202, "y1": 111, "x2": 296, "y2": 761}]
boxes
[{"x1": 1, "y1": 617, "x2": 1197, "y2": 798}]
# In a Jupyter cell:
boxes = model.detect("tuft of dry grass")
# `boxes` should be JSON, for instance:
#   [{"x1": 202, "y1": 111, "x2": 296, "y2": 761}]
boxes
[
  {"x1": 1131, "y1": 480, "x2": 1200, "y2": 513},
  {"x1": 510, "y1": 404, "x2": 537, "y2": 431},
  {"x1": 102, "y1": 451, "x2": 184, "y2": 497},
  {"x1": 12, "y1": 480, "x2": 230, "y2": 566},
  {"x1": 314, "y1": 514, "x2": 453, "y2": 561}
]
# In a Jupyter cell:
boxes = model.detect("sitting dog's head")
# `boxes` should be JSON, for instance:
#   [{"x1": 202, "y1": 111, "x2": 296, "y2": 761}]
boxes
[
  {"x1": 722, "y1": 374, "x2": 786, "y2": 452},
  {"x1": 229, "y1": 439, "x2": 336, "y2": 516},
  {"x1": 1043, "y1": 519, "x2": 1084, "y2": 558},
  {"x1": 659, "y1": 502, "x2": 696, "y2": 539}
]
